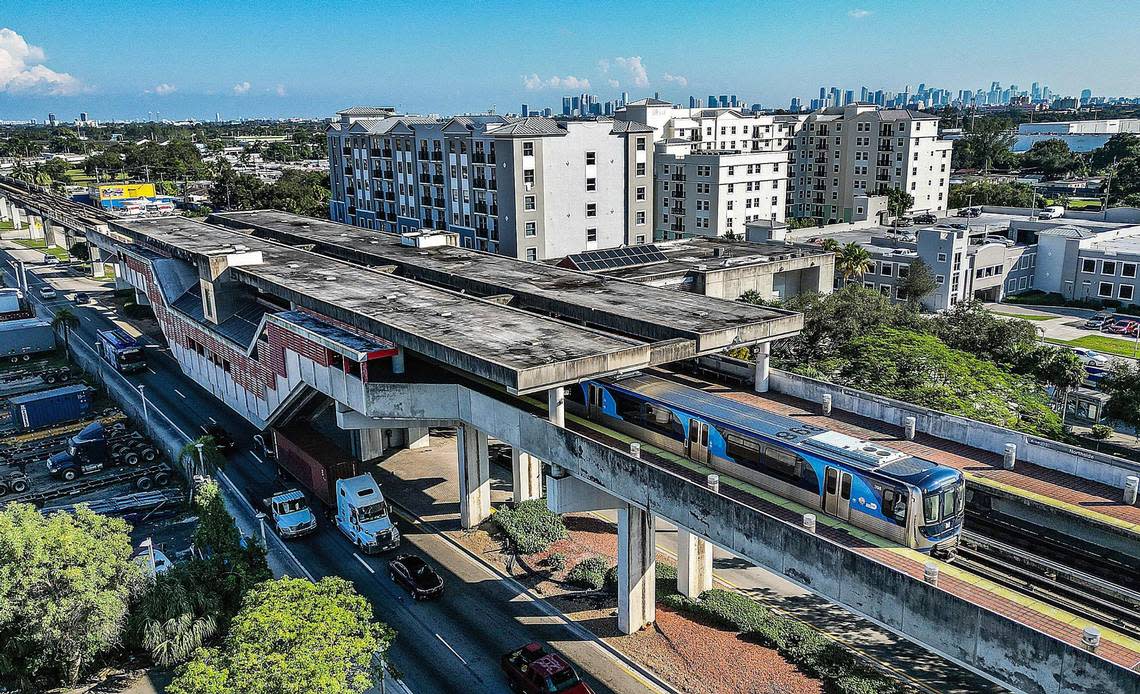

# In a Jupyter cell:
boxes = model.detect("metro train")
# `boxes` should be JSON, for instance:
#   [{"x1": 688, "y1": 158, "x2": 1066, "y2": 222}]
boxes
[{"x1": 566, "y1": 373, "x2": 965, "y2": 556}]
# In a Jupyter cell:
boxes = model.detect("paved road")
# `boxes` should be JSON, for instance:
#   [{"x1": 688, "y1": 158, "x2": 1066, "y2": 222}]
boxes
[{"x1": 1, "y1": 247, "x2": 664, "y2": 694}]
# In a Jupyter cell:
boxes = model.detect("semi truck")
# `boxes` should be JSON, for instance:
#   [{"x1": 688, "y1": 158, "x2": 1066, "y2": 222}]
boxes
[
  {"x1": 46, "y1": 421, "x2": 159, "y2": 481},
  {"x1": 254, "y1": 488, "x2": 318, "y2": 539},
  {"x1": 0, "y1": 318, "x2": 54, "y2": 362},
  {"x1": 334, "y1": 473, "x2": 399, "y2": 554},
  {"x1": 95, "y1": 329, "x2": 146, "y2": 373},
  {"x1": 270, "y1": 425, "x2": 359, "y2": 508}
]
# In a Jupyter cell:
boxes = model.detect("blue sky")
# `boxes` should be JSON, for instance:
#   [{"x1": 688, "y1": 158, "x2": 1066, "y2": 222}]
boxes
[{"x1": 2, "y1": 0, "x2": 1137, "y2": 121}]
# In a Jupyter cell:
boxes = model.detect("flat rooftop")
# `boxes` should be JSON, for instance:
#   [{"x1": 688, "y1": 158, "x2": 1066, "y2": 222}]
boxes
[
  {"x1": 104, "y1": 217, "x2": 655, "y2": 394},
  {"x1": 566, "y1": 236, "x2": 830, "y2": 283},
  {"x1": 208, "y1": 210, "x2": 803, "y2": 354}
]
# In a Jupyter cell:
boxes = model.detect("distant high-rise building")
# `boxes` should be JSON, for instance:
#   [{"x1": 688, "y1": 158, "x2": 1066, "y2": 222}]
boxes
[
  {"x1": 819, "y1": 87, "x2": 826, "y2": 101},
  {"x1": 542, "y1": 107, "x2": 552, "y2": 117},
  {"x1": 860, "y1": 86, "x2": 869, "y2": 102},
  {"x1": 829, "y1": 87, "x2": 840, "y2": 108},
  {"x1": 843, "y1": 90, "x2": 854, "y2": 106},
  {"x1": 604, "y1": 102, "x2": 614, "y2": 116},
  {"x1": 689, "y1": 95, "x2": 698, "y2": 108},
  {"x1": 718, "y1": 95, "x2": 728, "y2": 107},
  {"x1": 79, "y1": 112, "x2": 88, "y2": 123},
  {"x1": 562, "y1": 96, "x2": 572, "y2": 116},
  {"x1": 708, "y1": 95, "x2": 717, "y2": 108},
  {"x1": 1080, "y1": 88, "x2": 1093, "y2": 105},
  {"x1": 521, "y1": 103, "x2": 529, "y2": 117},
  {"x1": 790, "y1": 97, "x2": 802, "y2": 113},
  {"x1": 47, "y1": 113, "x2": 57, "y2": 127},
  {"x1": 621, "y1": 91, "x2": 628, "y2": 105}
]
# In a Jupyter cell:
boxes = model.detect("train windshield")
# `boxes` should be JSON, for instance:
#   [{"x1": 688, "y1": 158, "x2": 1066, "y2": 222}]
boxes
[{"x1": 923, "y1": 482, "x2": 964, "y2": 525}]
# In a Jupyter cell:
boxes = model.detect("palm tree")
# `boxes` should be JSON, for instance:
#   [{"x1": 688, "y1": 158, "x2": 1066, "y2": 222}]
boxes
[
  {"x1": 820, "y1": 238, "x2": 841, "y2": 253},
  {"x1": 835, "y1": 242, "x2": 873, "y2": 286},
  {"x1": 51, "y1": 307, "x2": 80, "y2": 359},
  {"x1": 143, "y1": 613, "x2": 218, "y2": 666},
  {"x1": 1038, "y1": 347, "x2": 1085, "y2": 426},
  {"x1": 180, "y1": 435, "x2": 225, "y2": 477}
]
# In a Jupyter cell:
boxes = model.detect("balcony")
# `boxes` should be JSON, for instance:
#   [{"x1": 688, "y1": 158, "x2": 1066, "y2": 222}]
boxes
[
  {"x1": 473, "y1": 178, "x2": 488, "y2": 189},
  {"x1": 472, "y1": 152, "x2": 486, "y2": 163},
  {"x1": 670, "y1": 222, "x2": 686, "y2": 232},
  {"x1": 418, "y1": 150, "x2": 430, "y2": 159},
  {"x1": 433, "y1": 198, "x2": 445, "y2": 208},
  {"x1": 421, "y1": 196, "x2": 432, "y2": 206},
  {"x1": 487, "y1": 179, "x2": 497, "y2": 190},
  {"x1": 814, "y1": 156, "x2": 827, "y2": 164},
  {"x1": 671, "y1": 173, "x2": 687, "y2": 182},
  {"x1": 419, "y1": 173, "x2": 431, "y2": 184},
  {"x1": 878, "y1": 141, "x2": 893, "y2": 152},
  {"x1": 383, "y1": 148, "x2": 393, "y2": 158},
  {"x1": 877, "y1": 159, "x2": 892, "y2": 168},
  {"x1": 384, "y1": 192, "x2": 395, "y2": 201},
  {"x1": 370, "y1": 149, "x2": 384, "y2": 158},
  {"x1": 672, "y1": 187, "x2": 685, "y2": 198},
  {"x1": 344, "y1": 166, "x2": 354, "y2": 175},
  {"x1": 431, "y1": 151, "x2": 444, "y2": 161},
  {"x1": 432, "y1": 175, "x2": 444, "y2": 185},
  {"x1": 489, "y1": 205, "x2": 498, "y2": 216},
  {"x1": 474, "y1": 202, "x2": 488, "y2": 214},
  {"x1": 876, "y1": 174, "x2": 891, "y2": 182},
  {"x1": 670, "y1": 205, "x2": 685, "y2": 214},
  {"x1": 383, "y1": 169, "x2": 395, "y2": 180}
]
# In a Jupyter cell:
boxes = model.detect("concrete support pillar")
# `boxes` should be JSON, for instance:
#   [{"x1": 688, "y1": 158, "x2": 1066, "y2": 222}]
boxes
[
  {"x1": 511, "y1": 449, "x2": 542, "y2": 503},
  {"x1": 392, "y1": 347, "x2": 406, "y2": 375},
  {"x1": 42, "y1": 218, "x2": 60, "y2": 249},
  {"x1": 114, "y1": 261, "x2": 131, "y2": 291},
  {"x1": 406, "y1": 426, "x2": 430, "y2": 450},
  {"x1": 354, "y1": 428, "x2": 385, "y2": 462},
  {"x1": 457, "y1": 424, "x2": 490, "y2": 529},
  {"x1": 753, "y1": 341, "x2": 771, "y2": 393},
  {"x1": 0, "y1": 196, "x2": 10, "y2": 222},
  {"x1": 677, "y1": 528, "x2": 714, "y2": 598},
  {"x1": 547, "y1": 386, "x2": 566, "y2": 477},
  {"x1": 11, "y1": 206, "x2": 24, "y2": 229},
  {"x1": 617, "y1": 505, "x2": 655, "y2": 634},
  {"x1": 26, "y1": 215, "x2": 44, "y2": 240},
  {"x1": 89, "y1": 244, "x2": 106, "y2": 278}
]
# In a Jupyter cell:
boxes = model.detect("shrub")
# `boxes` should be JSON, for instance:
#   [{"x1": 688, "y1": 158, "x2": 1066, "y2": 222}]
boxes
[
  {"x1": 544, "y1": 552, "x2": 566, "y2": 572},
  {"x1": 693, "y1": 588, "x2": 772, "y2": 633},
  {"x1": 492, "y1": 499, "x2": 567, "y2": 554},
  {"x1": 566, "y1": 556, "x2": 610, "y2": 590},
  {"x1": 1089, "y1": 424, "x2": 1114, "y2": 440}
]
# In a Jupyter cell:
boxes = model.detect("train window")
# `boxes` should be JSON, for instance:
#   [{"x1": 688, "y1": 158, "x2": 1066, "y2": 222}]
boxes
[
  {"x1": 825, "y1": 468, "x2": 838, "y2": 495},
  {"x1": 942, "y1": 484, "x2": 962, "y2": 518},
  {"x1": 725, "y1": 433, "x2": 761, "y2": 466},
  {"x1": 763, "y1": 446, "x2": 803, "y2": 484},
  {"x1": 611, "y1": 391, "x2": 643, "y2": 421},
  {"x1": 839, "y1": 474, "x2": 851, "y2": 500},
  {"x1": 923, "y1": 493, "x2": 940, "y2": 524},
  {"x1": 642, "y1": 404, "x2": 684, "y2": 440},
  {"x1": 882, "y1": 489, "x2": 907, "y2": 524}
]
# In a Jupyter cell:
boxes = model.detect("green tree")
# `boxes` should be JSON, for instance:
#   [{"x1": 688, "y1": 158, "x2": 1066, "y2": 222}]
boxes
[
  {"x1": 953, "y1": 118, "x2": 1017, "y2": 171},
  {"x1": 1020, "y1": 139, "x2": 1087, "y2": 178},
  {"x1": 209, "y1": 162, "x2": 266, "y2": 211},
  {"x1": 168, "y1": 577, "x2": 396, "y2": 694},
  {"x1": 928, "y1": 300, "x2": 1039, "y2": 365},
  {"x1": 878, "y1": 186, "x2": 915, "y2": 219},
  {"x1": 948, "y1": 180, "x2": 1043, "y2": 209},
  {"x1": 898, "y1": 259, "x2": 938, "y2": 309},
  {"x1": 835, "y1": 242, "x2": 873, "y2": 286},
  {"x1": 0, "y1": 504, "x2": 143, "y2": 688},
  {"x1": 1109, "y1": 158, "x2": 1140, "y2": 203},
  {"x1": 51, "y1": 307, "x2": 80, "y2": 360},
  {"x1": 129, "y1": 569, "x2": 221, "y2": 667},
  {"x1": 1102, "y1": 362, "x2": 1140, "y2": 436},
  {"x1": 258, "y1": 170, "x2": 330, "y2": 217},
  {"x1": 1031, "y1": 346, "x2": 1084, "y2": 425},
  {"x1": 819, "y1": 238, "x2": 841, "y2": 253},
  {"x1": 181, "y1": 435, "x2": 226, "y2": 477},
  {"x1": 1091, "y1": 133, "x2": 1140, "y2": 171}
]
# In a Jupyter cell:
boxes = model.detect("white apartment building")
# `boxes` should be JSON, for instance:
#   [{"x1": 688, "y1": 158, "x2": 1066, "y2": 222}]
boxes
[
  {"x1": 327, "y1": 107, "x2": 655, "y2": 260},
  {"x1": 787, "y1": 105, "x2": 953, "y2": 224}
]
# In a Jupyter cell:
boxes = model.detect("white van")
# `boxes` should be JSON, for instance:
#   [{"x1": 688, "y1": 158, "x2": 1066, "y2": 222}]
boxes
[
  {"x1": 335, "y1": 473, "x2": 399, "y2": 554},
  {"x1": 1038, "y1": 206, "x2": 1065, "y2": 220}
]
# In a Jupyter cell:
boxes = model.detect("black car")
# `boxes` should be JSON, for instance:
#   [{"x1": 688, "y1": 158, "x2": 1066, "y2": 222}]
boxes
[
  {"x1": 74, "y1": 292, "x2": 90, "y2": 304},
  {"x1": 956, "y1": 207, "x2": 981, "y2": 218},
  {"x1": 913, "y1": 212, "x2": 937, "y2": 224},
  {"x1": 389, "y1": 554, "x2": 444, "y2": 600},
  {"x1": 203, "y1": 424, "x2": 236, "y2": 452}
]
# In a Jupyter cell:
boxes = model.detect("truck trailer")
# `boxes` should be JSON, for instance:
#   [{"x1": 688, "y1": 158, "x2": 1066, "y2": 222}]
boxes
[
  {"x1": 0, "y1": 318, "x2": 54, "y2": 362},
  {"x1": 271, "y1": 424, "x2": 358, "y2": 508}
]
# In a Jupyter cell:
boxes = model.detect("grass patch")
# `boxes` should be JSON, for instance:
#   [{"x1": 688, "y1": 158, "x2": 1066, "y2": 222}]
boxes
[
  {"x1": 1047, "y1": 335, "x2": 1139, "y2": 358},
  {"x1": 992, "y1": 311, "x2": 1054, "y2": 321},
  {"x1": 666, "y1": 589, "x2": 906, "y2": 694},
  {"x1": 490, "y1": 498, "x2": 567, "y2": 554},
  {"x1": 566, "y1": 556, "x2": 610, "y2": 590},
  {"x1": 11, "y1": 239, "x2": 69, "y2": 262}
]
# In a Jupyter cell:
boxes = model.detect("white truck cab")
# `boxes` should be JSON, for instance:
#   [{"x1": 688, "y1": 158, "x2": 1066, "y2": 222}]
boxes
[{"x1": 335, "y1": 473, "x2": 399, "y2": 554}]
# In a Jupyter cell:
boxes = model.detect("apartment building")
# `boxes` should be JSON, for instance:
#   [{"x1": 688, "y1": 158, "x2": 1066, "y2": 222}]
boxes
[
  {"x1": 327, "y1": 107, "x2": 654, "y2": 260},
  {"x1": 617, "y1": 99, "x2": 794, "y2": 240},
  {"x1": 787, "y1": 104, "x2": 953, "y2": 223}
]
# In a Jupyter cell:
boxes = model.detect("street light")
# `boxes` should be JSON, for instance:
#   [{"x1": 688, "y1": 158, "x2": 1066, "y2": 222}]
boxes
[
  {"x1": 138, "y1": 384, "x2": 149, "y2": 429},
  {"x1": 255, "y1": 512, "x2": 267, "y2": 545},
  {"x1": 195, "y1": 442, "x2": 205, "y2": 478}
]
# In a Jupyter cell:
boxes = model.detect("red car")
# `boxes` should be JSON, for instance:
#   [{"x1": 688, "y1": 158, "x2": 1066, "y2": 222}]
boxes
[
  {"x1": 501, "y1": 643, "x2": 594, "y2": 694},
  {"x1": 1107, "y1": 320, "x2": 1139, "y2": 336}
]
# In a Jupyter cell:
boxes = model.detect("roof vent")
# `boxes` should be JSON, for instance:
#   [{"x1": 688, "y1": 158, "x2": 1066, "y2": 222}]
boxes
[
  {"x1": 324, "y1": 275, "x2": 337, "y2": 281},
  {"x1": 287, "y1": 263, "x2": 301, "y2": 269}
]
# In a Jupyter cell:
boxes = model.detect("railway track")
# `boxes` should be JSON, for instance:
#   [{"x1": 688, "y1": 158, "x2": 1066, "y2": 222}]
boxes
[{"x1": 957, "y1": 529, "x2": 1140, "y2": 638}]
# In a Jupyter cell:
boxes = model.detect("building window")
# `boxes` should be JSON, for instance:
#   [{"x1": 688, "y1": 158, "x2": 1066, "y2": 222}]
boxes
[
  {"x1": 635, "y1": 234, "x2": 646, "y2": 244},
  {"x1": 636, "y1": 163, "x2": 646, "y2": 176},
  {"x1": 1122, "y1": 262, "x2": 1137, "y2": 279},
  {"x1": 524, "y1": 195, "x2": 536, "y2": 211},
  {"x1": 586, "y1": 151, "x2": 596, "y2": 165},
  {"x1": 586, "y1": 227, "x2": 597, "y2": 242},
  {"x1": 1098, "y1": 281, "x2": 1114, "y2": 298},
  {"x1": 937, "y1": 252, "x2": 947, "y2": 263},
  {"x1": 636, "y1": 211, "x2": 646, "y2": 225},
  {"x1": 1121, "y1": 284, "x2": 1135, "y2": 301},
  {"x1": 585, "y1": 203, "x2": 597, "y2": 217},
  {"x1": 526, "y1": 248, "x2": 537, "y2": 261},
  {"x1": 523, "y1": 141, "x2": 534, "y2": 156},
  {"x1": 1103, "y1": 261, "x2": 1118, "y2": 276},
  {"x1": 936, "y1": 275, "x2": 945, "y2": 285},
  {"x1": 586, "y1": 177, "x2": 597, "y2": 192},
  {"x1": 524, "y1": 221, "x2": 536, "y2": 237},
  {"x1": 1082, "y1": 259, "x2": 1097, "y2": 273},
  {"x1": 524, "y1": 169, "x2": 535, "y2": 185},
  {"x1": 636, "y1": 137, "x2": 646, "y2": 151},
  {"x1": 636, "y1": 186, "x2": 646, "y2": 201}
]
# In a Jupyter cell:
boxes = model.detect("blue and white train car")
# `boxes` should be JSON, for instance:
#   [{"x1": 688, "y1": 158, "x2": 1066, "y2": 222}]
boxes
[{"x1": 567, "y1": 374, "x2": 964, "y2": 556}]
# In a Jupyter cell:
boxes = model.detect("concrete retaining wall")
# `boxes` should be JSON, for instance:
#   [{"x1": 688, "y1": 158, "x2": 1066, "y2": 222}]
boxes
[
  {"x1": 980, "y1": 205, "x2": 1140, "y2": 224},
  {"x1": 363, "y1": 380, "x2": 1138, "y2": 694}
]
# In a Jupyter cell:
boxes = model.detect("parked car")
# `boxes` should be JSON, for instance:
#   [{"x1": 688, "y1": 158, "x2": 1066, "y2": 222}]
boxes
[
  {"x1": 894, "y1": 217, "x2": 914, "y2": 227},
  {"x1": 388, "y1": 554, "x2": 444, "y2": 600},
  {"x1": 1072, "y1": 348, "x2": 1111, "y2": 367},
  {"x1": 1084, "y1": 312, "x2": 1113, "y2": 329},
  {"x1": 1038, "y1": 205, "x2": 1065, "y2": 220},
  {"x1": 37, "y1": 286, "x2": 56, "y2": 299},
  {"x1": 956, "y1": 207, "x2": 981, "y2": 218},
  {"x1": 501, "y1": 643, "x2": 594, "y2": 694},
  {"x1": 42, "y1": 254, "x2": 58, "y2": 265},
  {"x1": 913, "y1": 212, "x2": 938, "y2": 224},
  {"x1": 1107, "y1": 320, "x2": 1139, "y2": 336}
]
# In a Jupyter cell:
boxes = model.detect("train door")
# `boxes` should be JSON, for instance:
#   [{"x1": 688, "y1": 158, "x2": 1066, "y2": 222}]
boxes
[
  {"x1": 823, "y1": 467, "x2": 853, "y2": 521},
  {"x1": 587, "y1": 384, "x2": 604, "y2": 418},
  {"x1": 686, "y1": 419, "x2": 709, "y2": 464}
]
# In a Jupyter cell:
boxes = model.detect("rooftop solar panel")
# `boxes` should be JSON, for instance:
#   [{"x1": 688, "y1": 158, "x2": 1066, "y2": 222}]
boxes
[{"x1": 565, "y1": 244, "x2": 668, "y2": 272}]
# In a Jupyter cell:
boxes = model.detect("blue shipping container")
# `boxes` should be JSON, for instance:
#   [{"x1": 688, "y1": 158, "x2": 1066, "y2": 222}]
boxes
[{"x1": 8, "y1": 384, "x2": 93, "y2": 431}]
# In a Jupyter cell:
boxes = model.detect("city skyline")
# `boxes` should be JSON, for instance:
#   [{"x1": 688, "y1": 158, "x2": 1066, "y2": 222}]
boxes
[{"x1": 3, "y1": 0, "x2": 1140, "y2": 121}]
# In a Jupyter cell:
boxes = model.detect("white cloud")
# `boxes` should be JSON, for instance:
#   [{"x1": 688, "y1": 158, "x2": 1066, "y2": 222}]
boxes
[
  {"x1": 848, "y1": 8, "x2": 872, "y2": 19},
  {"x1": 231, "y1": 80, "x2": 251, "y2": 95},
  {"x1": 0, "y1": 28, "x2": 84, "y2": 95},
  {"x1": 522, "y1": 73, "x2": 591, "y2": 91},
  {"x1": 597, "y1": 58, "x2": 610, "y2": 73},
  {"x1": 663, "y1": 72, "x2": 688, "y2": 88},
  {"x1": 607, "y1": 78, "x2": 620, "y2": 89},
  {"x1": 150, "y1": 83, "x2": 176, "y2": 96},
  {"x1": 614, "y1": 56, "x2": 648, "y2": 88},
  {"x1": 274, "y1": 83, "x2": 287, "y2": 97}
]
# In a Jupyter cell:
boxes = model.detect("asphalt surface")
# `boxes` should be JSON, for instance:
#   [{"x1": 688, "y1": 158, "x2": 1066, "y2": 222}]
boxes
[{"x1": 1, "y1": 247, "x2": 663, "y2": 694}]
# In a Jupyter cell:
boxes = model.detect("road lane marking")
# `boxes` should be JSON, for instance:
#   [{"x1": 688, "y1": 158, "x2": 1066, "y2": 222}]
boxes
[
  {"x1": 208, "y1": 416, "x2": 218, "y2": 424},
  {"x1": 354, "y1": 552, "x2": 375, "y2": 574},
  {"x1": 147, "y1": 367, "x2": 157, "y2": 375},
  {"x1": 435, "y1": 634, "x2": 469, "y2": 666},
  {"x1": 174, "y1": 388, "x2": 186, "y2": 399},
  {"x1": 250, "y1": 451, "x2": 264, "y2": 464}
]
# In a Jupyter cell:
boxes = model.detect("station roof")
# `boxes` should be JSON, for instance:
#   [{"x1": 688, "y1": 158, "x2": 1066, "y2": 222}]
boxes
[
  {"x1": 208, "y1": 210, "x2": 803, "y2": 354},
  {"x1": 103, "y1": 217, "x2": 654, "y2": 394}
]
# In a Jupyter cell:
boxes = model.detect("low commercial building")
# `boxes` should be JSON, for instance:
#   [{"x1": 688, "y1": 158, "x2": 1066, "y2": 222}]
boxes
[
  {"x1": 1014, "y1": 119, "x2": 1140, "y2": 153},
  {"x1": 1034, "y1": 224, "x2": 1140, "y2": 306}
]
